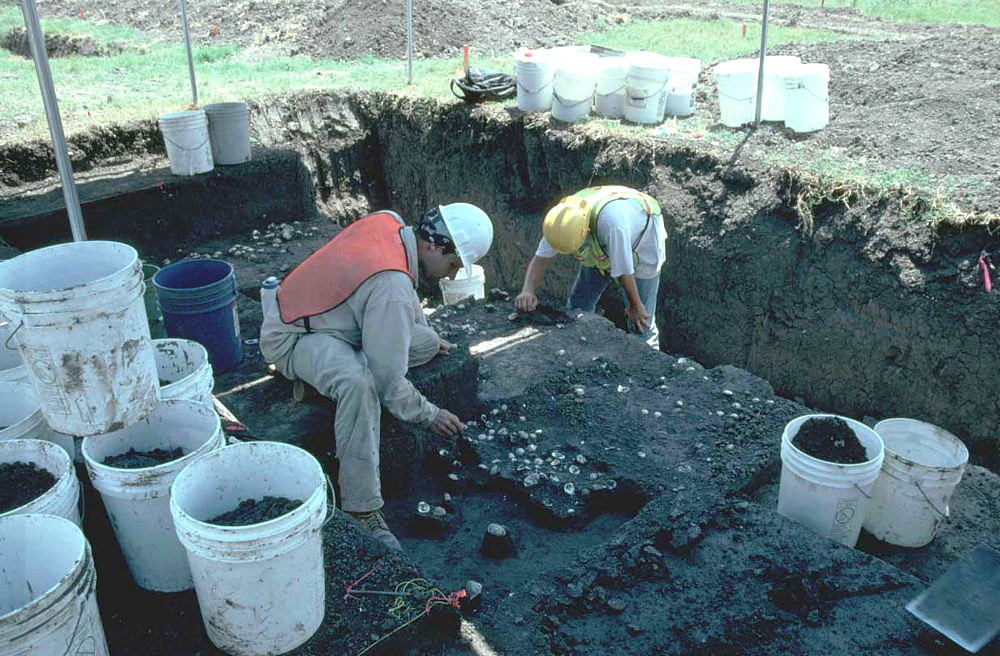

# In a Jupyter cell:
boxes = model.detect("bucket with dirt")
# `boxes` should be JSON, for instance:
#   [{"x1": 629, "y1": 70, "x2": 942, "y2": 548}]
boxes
[
  {"x1": 0, "y1": 438, "x2": 81, "y2": 526},
  {"x1": 777, "y1": 414, "x2": 884, "y2": 548},
  {"x1": 153, "y1": 338, "x2": 214, "y2": 404},
  {"x1": 781, "y1": 63, "x2": 830, "y2": 133},
  {"x1": 143, "y1": 262, "x2": 166, "y2": 339},
  {"x1": 714, "y1": 58, "x2": 758, "y2": 127},
  {"x1": 625, "y1": 54, "x2": 670, "y2": 124},
  {"x1": 170, "y1": 441, "x2": 329, "y2": 656},
  {"x1": 0, "y1": 380, "x2": 74, "y2": 457},
  {"x1": 0, "y1": 241, "x2": 160, "y2": 436},
  {"x1": 515, "y1": 53, "x2": 555, "y2": 112},
  {"x1": 0, "y1": 514, "x2": 110, "y2": 656},
  {"x1": 552, "y1": 57, "x2": 599, "y2": 123},
  {"x1": 82, "y1": 399, "x2": 223, "y2": 592},
  {"x1": 158, "y1": 109, "x2": 214, "y2": 176},
  {"x1": 440, "y1": 264, "x2": 486, "y2": 305},
  {"x1": 204, "y1": 102, "x2": 252, "y2": 166},
  {"x1": 863, "y1": 418, "x2": 969, "y2": 548},
  {"x1": 594, "y1": 58, "x2": 627, "y2": 119},
  {"x1": 761, "y1": 55, "x2": 801, "y2": 121}
]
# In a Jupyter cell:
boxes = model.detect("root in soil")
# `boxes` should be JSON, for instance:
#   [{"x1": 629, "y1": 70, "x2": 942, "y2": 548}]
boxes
[
  {"x1": 207, "y1": 496, "x2": 303, "y2": 526},
  {"x1": 0, "y1": 461, "x2": 56, "y2": 512},
  {"x1": 103, "y1": 447, "x2": 185, "y2": 469},
  {"x1": 792, "y1": 417, "x2": 867, "y2": 464}
]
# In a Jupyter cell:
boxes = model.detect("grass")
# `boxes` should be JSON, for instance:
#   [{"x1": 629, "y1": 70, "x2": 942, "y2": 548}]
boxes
[
  {"x1": 0, "y1": 4, "x2": 134, "y2": 42},
  {"x1": 714, "y1": 0, "x2": 1000, "y2": 27}
]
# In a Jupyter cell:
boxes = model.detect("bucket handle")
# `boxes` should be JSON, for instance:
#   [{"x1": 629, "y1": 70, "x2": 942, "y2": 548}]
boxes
[
  {"x1": 717, "y1": 89, "x2": 756, "y2": 103},
  {"x1": 626, "y1": 79, "x2": 669, "y2": 101},
  {"x1": 552, "y1": 91, "x2": 594, "y2": 109},
  {"x1": 788, "y1": 81, "x2": 828, "y2": 102},
  {"x1": 915, "y1": 481, "x2": 949, "y2": 519},
  {"x1": 517, "y1": 79, "x2": 553, "y2": 94},
  {"x1": 78, "y1": 477, "x2": 86, "y2": 523},
  {"x1": 3, "y1": 316, "x2": 22, "y2": 350},
  {"x1": 596, "y1": 84, "x2": 626, "y2": 98},
  {"x1": 162, "y1": 134, "x2": 211, "y2": 152},
  {"x1": 853, "y1": 483, "x2": 872, "y2": 499},
  {"x1": 322, "y1": 474, "x2": 336, "y2": 527}
]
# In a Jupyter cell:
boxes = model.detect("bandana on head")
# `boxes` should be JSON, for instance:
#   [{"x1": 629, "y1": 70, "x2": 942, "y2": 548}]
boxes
[{"x1": 416, "y1": 207, "x2": 456, "y2": 253}]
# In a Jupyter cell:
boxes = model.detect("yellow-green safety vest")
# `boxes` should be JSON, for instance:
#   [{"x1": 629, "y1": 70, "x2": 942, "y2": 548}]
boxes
[{"x1": 569, "y1": 186, "x2": 661, "y2": 275}]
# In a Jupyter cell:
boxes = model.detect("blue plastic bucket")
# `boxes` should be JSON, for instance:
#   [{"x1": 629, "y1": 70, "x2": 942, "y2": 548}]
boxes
[{"x1": 153, "y1": 260, "x2": 242, "y2": 371}]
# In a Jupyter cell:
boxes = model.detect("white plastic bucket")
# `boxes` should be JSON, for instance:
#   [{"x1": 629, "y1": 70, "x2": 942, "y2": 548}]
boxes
[
  {"x1": 154, "y1": 338, "x2": 215, "y2": 404},
  {"x1": 714, "y1": 58, "x2": 759, "y2": 127},
  {"x1": 159, "y1": 109, "x2": 214, "y2": 176},
  {"x1": 0, "y1": 438, "x2": 81, "y2": 526},
  {"x1": 516, "y1": 56, "x2": 556, "y2": 112},
  {"x1": 863, "y1": 419, "x2": 969, "y2": 548},
  {"x1": 761, "y1": 55, "x2": 802, "y2": 121},
  {"x1": 204, "y1": 102, "x2": 252, "y2": 166},
  {"x1": 594, "y1": 58, "x2": 627, "y2": 119},
  {"x1": 0, "y1": 241, "x2": 159, "y2": 436},
  {"x1": 0, "y1": 380, "x2": 74, "y2": 458},
  {"x1": 0, "y1": 320, "x2": 22, "y2": 373},
  {"x1": 0, "y1": 365, "x2": 27, "y2": 383},
  {"x1": 625, "y1": 55, "x2": 671, "y2": 124},
  {"x1": 82, "y1": 399, "x2": 223, "y2": 592},
  {"x1": 661, "y1": 57, "x2": 702, "y2": 118},
  {"x1": 170, "y1": 441, "x2": 329, "y2": 656},
  {"x1": 781, "y1": 63, "x2": 830, "y2": 133},
  {"x1": 440, "y1": 264, "x2": 486, "y2": 305},
  {"x1": 552, "y1": 56, "x2": 600, "y2": 123},
  {"x1": 0, "y1": 514, "x2": 109, "y2": 656},
  {"x1": 777, "y1": 414, "x2": 885, "y2": 548}
]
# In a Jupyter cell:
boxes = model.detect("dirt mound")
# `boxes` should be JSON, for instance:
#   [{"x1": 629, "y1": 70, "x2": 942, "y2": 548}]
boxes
[
  {"x1": 1, "y1": 27, "x2": 122, "y2": 58},
  {"x1": 208, "y1": 496, "x2": 304, "y2": 526},
  {"x1": 103, "y1": 447, "x2": 185, "y2": 469},
  {"x1": 0, "y1": 461, "x2": 56, "y2": 512}
]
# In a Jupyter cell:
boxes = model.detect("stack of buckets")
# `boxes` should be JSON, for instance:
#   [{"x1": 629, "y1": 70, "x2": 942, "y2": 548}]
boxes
[
  {"x1": 777, "y1": 414, "x2": 969, "y2": 549},
  {"x1": 0, "y1": 241, "x2": 329, "y2": 656},
  {"x1": 158, "y1": 102, "x2": 252, "y2": 176},
  {"x1": 713, "y1": 56, "x2": 830, "y2": 132}
]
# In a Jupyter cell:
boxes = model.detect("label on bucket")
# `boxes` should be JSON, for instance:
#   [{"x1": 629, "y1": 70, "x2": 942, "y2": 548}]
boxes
[
  {"x1": 828, "y1": 497, "x2": 858, "y2": 543},
  {"x1": 21, "y1": 345, "x2": 71, "y2": 415}
]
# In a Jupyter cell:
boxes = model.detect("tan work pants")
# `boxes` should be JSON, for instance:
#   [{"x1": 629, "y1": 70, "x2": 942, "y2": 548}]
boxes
[{"x1": 287, "y1": 326, "x2": 438, "y2": 512}]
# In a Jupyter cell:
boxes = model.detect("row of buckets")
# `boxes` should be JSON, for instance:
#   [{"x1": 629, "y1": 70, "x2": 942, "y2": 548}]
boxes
[
  {"x1": 0, "y1": 242, "x2": 327, "y2": 655},
  {"x1": 778, "y1": 414, "x2": 969, "y2": 549},
  {"x1": 159, "y1": 101, "x2": 252, "y2": 176},
  {"x1": 515, "y1": 47, "x2": 829, "y2": 133}
]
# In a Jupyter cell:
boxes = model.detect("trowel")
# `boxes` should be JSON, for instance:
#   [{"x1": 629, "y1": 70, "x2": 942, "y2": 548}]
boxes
[{"x1": 906, "y1": 543, "x2": 1000, "y2": 653}]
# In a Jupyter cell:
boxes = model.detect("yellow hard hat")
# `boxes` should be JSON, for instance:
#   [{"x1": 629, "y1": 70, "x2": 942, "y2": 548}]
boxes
[{"x1": 542, "y1": 202, "x2": 589, "y2": 254}]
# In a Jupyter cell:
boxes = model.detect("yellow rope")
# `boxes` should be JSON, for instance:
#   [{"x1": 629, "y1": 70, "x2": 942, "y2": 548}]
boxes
[{"x1": 354, "y1": 578, "x2": 451, "y2": 656}]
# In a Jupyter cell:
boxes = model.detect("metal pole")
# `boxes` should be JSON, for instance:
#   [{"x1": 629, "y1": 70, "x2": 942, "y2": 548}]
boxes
[
  {"x1": 753, "y1": 0, "x2": 771, "y2": 127},
  {"x1": 19, "y1": 0, "x2": 87, "y2": 241},
  {"x1": 406, "y1": 0, "x2": 413, "y2": 85},
  {"x1": 179, "y1": 0, "x2": 198, "y2": 105}
]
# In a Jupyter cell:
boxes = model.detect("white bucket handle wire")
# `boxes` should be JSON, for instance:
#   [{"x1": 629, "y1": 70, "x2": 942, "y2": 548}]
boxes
[
  {"x1": 517, "y1": 78, "x2": 553, "y2": 94},
  {"x1": 596, "y1": 84, "x2": 626, "y2": 98},
  {"x1": 322, "y1": 474, "x2": 336, "y2": 527},
  {"x1": 787, "y1": 81, "x2": 828, "y2": 102},
  {"x1": 626, "y1": 78, "x2": 669, "y2": 101},
  {"x1": 717, "y1": 89, "x2": 756, "y2": 103},
  {"x1": 552, "y1": 91, "x2": 594, "y2": 109},
  {"x1": 162, "y1": 135, "x2": 211, "y2": 152},
  {"x1": 3, "y1": 319, "x2": 22, "y2": 350},
  {"x1": 915, "y1": 481, "x2": 950, "y2": 519}
]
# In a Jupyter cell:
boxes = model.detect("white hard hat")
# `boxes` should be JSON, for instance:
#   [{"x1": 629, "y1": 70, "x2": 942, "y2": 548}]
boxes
[{"x1": 439, "y1": 203, "x2": 494, "y2": 276}]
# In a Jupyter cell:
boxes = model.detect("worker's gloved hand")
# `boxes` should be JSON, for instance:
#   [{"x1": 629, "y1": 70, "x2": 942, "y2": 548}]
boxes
[
  {"x1": 514, "y1": 291, "x2": 538, "y2": 313},
  {"x1": 430, "y1": 408, "x2": 465, "y2": 437},
  {"x1": 626, "y1": 302, "x2": 652, "y2": 334},
  {"x1": 438, "y1": 338, "x2": 455, "y2": 356}
]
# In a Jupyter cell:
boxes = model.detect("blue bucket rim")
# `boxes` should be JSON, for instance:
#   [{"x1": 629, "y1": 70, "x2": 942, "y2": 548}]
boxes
[{"x1": 153, "y1": 259, "x2": 234, "y2": 293}]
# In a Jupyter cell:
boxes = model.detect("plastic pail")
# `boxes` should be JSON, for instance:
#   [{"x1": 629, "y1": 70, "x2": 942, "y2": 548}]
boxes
[
  {"x1": 440, "y1": 264, "x2": 486, "y2": 305},
  {"x1": 0, "y1": 380, "x2": 74, "y2": 458},
  {"x1": 595, "y1": 58, "x2": 627, "y2": 119},
  {"x1": 863, "y1": 419, "x2": 969, "y2": 548},
  {"x1": 154, "y1": 338, "x2": 214, "y2": 404},
  {"x1": 153, "y1": 259, "x2": 242, "y2": 372},
  {"x1": 170, "y1": 441, "x2": 329, "y2": 656},
  {"x1": 204, "y1": 102, "x2": 252, "y2": 166},
  {"x1": 662, "y1": 57, "x2": 702, "y2": 118},
  {"x1": 552, "y1": 57, "x2": 599, "y2": 123},
  {"x1": 714, "y1": 59, "x2": 758, "y2": 127},
  {"x1": 0, "y1": 438, "x2": 81, "y2": 526},
  {"x1": 143, "y1": 263, "x2": 166, "y2": 339},
  {"x1": 625, "y1": 55, "x2": 670, "y2": 124},
  {"x1": 516, "y1": 55, "x2": 556, "y2": 112},
  {"x1": 781, "y1": 63, "x2": 830, "y2": 133},
  {"x1": 777, "y1": 414, "x2": 884, "y2": 548},
  {"x1": 82, "y1": 399, "x2": 223, "y2": 592},
  {"x1": 0, "y1": 241, "x2": 159, "y2": 436},
  {"x1": 761, "y1": 55, "x2": 801, "y2": 121},
  {"x1": 0, "y1": 514, "x2": 109, "y2": 656},
  {"x1": 159, "y1": 109, "x2": 214, "y2": 176}
]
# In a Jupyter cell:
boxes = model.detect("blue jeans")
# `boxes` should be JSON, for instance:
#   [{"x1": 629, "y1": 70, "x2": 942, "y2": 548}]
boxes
[{"x1": 567, "y1": 265, "x2": 660, "y2": 349}]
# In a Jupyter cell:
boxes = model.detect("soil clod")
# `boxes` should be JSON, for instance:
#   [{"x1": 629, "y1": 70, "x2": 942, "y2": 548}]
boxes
[
  {"x1": 0, "y1": 461, "x2": 56, "y2": 512},
  {"x1": 103, "y1": 447, "x2": 185, "y2": 469},
  {"x1": 207, "y1": 495, "x2": 303, "y2": 526},
  {"x1": 792, "y1": 417, "x2": 868, "y2": 464}
]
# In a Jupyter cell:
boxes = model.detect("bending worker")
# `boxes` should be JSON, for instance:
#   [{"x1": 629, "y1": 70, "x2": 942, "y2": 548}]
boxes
[
  {"x1": 259, "y1": 204, "x2": 494, "y2": 550},
  {"x1": 515, "y1": 185, "x2": 666, "y2": 349}
]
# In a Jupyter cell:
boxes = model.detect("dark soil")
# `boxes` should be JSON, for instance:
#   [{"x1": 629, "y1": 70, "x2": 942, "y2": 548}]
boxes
[
  {"x1": 792, "y1": 417, "x2": 867, "y2": 464},
  {"x1": 207, "y1": 495, "x2": 304, "y2": 526},
  {"x1": 1, "y1": 27, "x2": 122, "y2": 59},
  {"x1": 103, "y1": 447, "x2": 185, "y2": 469},
  {"x1": 0, "y1": 461, "x2": 56, "y2": 512}
]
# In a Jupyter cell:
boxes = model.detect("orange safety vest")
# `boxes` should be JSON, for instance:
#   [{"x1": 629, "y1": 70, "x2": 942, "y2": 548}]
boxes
[{"x1": 277, "y1": 211, "x2": 413, "y2": 324}]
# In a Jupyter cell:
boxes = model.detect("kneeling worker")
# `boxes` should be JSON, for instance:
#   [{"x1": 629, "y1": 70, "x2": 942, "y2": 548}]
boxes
[
  {"x1": 515, "y1": 185, "x2": 666, "y2": 349},
  {"x1": 260, "y1": 204, "x2": 494, "y2": 550}
]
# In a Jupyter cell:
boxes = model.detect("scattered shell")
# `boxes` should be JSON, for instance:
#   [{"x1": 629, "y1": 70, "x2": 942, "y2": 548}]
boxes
[
  {"x1": 617, "y1": 385, "x2": 630, "y2": 393},
  {"x1": 723, "y1": 390, "x2": 734, "y2": 396},
  {"x1": 676, "y1": 400, "x2": 684, "y2": 407},
  {"x1": 533, "y1": 458, "x2": 544, "y2": 466},
  {"x1": 589, "y1": 472, "x2": 598, "y2": 480},
  {"x1": 767, "y1": 399, "x2": 775, "y2": 405},
  {"x1": 519, "y1": 416, "x2": 526, "y2": 422},
  {"x1": 752, "y1": 397, "x2": 761, "y2": 403},
  {"x1": 524, "y1": 473, "x2": 539, "y2": 487},
  {"x1": 576, "y1": 455, "x2": 587, "y2": 464},
  {"x1": 417, "y1": 501, "x2": 431, "y2": 514},
  {"x1": 575, "y1": 387, "x2": 585, "y2": 397},
  {"x1": 732, "y1": 403, "x2": 742, "y2": 410},
  {"x1": 491, "y1": 408, "x2": 500, "y2": 416},
  {"x1": 653, "y1": 412, "x2": 662, "y2": 418},
  {"x1": 716, "y1": 411, "x2": 725, "y2": 417},
  {"x1": 564, "y1": 483, "x2": 576, "y2": 495},
  {"x1": 641, "y1": 409, "x2": 649, "y2": 415},
  {"x1": 515, "y1": 448, "x2": 525, "y2": 457},
  {"x1": 677, "y1": 357, "x2": 687, "y2": 364},
  {"x1": 580, "y1": 336, "x2": 587, "y2": 342},
  {"x1": 566, "y1": 361, "x2": 574, "y2": 367},
  {"x1": 552, "y1": 451, "x2": 565, "y2": 460},
  {"x1": 527, "y1": 444, "x2": 537, "y2": 452},
  {"x1": 557, "y1": 349, "x2": 566, "y2": 356},
  {"x1": 568, "y1": 465, "x2": 580, "y2": 475},
  {"x1": 638, "y1": 451, "x2": 647, "y2": 458},
  {"x1": 432, "y1": 506, "x2": 448, "y2": 517}
]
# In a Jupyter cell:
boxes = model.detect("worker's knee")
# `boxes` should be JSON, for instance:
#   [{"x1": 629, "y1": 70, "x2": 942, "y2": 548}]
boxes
[{"x1": 409, "y1": 324, "x2": 439, "y2": 369}]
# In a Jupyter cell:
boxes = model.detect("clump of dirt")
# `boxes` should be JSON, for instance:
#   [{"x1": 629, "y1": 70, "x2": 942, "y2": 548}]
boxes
[
  {"x1": 792, "y1": 417, "x2": 867, "y2": 464},
  {"x1": 0, "y1": 461, "x2": 56, "y2": 512},
  {"x1": 103, "y1": 447, "x2": 185, "y2": 469},
  {"x1": 1, "y1": 27, "x2": 122, "y2": 59},
  {"x1": 208, "y1": 496, "x2": 303, "y2": 526}
]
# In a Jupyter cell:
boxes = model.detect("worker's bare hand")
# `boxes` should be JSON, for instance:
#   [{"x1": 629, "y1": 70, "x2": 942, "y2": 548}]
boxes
[
  {"x1": 430, "y1": 408, "x2": 465, "y2": 437},
  {"x1": 438, "y1": 338, "x2": 455, "y2": 356},
  {"x1": 627, "y1": 303, "x2": 652, "y2": 334},
  {"x1": 515, "y1": 291, "x2": 538, "y2": 313}
]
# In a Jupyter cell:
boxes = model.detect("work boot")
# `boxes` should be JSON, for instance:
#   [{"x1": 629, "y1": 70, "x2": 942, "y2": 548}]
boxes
[{"x1": 348, "y1": 509, "x2": 402, "y2": 551}]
